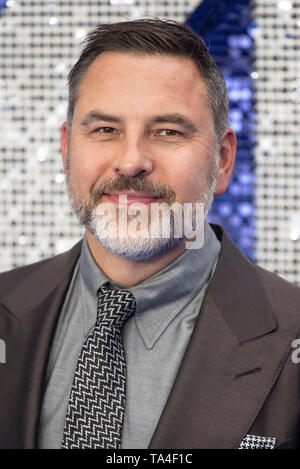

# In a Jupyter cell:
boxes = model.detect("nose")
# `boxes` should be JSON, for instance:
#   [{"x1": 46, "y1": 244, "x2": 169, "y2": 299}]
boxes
[{"x1": 112, "y1": 137, "x2": 154, "y2": 178}]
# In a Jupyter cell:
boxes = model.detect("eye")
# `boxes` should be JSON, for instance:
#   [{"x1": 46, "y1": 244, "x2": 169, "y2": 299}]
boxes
[
  {"x1": 92, "y1": 127, "x2": 117, "y2": 134},
  {"x1": 156, "y1": 129, "x2": 182, "y2": 136}
]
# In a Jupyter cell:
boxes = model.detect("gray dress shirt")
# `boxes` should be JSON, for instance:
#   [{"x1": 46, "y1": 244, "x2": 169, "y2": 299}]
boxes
[{"x1": 38, "y1": 222, "x2": 221, "y2": 449}]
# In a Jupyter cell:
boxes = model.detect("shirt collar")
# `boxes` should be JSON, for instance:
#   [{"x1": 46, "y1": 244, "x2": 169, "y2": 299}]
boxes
[{"x1": 79, "y1": 221, "x2": 221, "y2": 348}]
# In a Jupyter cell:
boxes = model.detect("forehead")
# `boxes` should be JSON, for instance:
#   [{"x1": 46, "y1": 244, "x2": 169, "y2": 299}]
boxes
[{"x1": 75, "y1": 52, "x2": 211, "y2": 121}]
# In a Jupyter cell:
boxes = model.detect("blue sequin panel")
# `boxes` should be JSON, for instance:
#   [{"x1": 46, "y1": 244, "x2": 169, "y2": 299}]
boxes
[{"x1": 186, "y1": 0, "x2": 255, "y2": 261}]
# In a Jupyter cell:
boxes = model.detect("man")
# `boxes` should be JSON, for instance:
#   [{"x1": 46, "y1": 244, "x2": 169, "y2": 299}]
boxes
[{"x1": 0, "y1": 18, "x2": 300, "y2": 450}]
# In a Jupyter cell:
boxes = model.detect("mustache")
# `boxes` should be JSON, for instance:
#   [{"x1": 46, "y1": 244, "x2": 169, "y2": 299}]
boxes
[{"x1": 90, "y1": 175, "x2": 176, "y2": 205}]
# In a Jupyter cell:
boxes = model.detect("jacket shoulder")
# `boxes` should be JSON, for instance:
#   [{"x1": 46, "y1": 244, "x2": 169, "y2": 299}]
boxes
[
  {"x1": 255, "y1": 263, "x2": 300, "y2": 299},
  {"x1": 0, "y1": 240, "x2": 82, "y2": 298},
  {"x1": 254, "y1": 263, "x2": 300, "y2": 325}
]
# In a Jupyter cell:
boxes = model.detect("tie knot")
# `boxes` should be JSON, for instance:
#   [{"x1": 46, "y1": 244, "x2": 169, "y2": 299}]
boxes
[{"x1": 96, "y1": 284, "x2": 136, "y2": 328}]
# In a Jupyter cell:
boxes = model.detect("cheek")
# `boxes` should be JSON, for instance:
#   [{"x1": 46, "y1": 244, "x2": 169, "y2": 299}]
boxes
[
  {"x1": 165, "y1": 150, "x2": 212, "y2": 201},
  {"x1": 69, "y1": 144, "x2": 110, "y2": 187}
]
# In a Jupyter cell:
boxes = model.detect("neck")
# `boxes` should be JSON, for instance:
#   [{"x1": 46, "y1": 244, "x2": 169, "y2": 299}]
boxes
[{"x1": 85, "y1": 230, "x2": 187, "y2": 287}]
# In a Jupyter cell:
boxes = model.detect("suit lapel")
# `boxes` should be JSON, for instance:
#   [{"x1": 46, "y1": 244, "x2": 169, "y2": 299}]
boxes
[
  {"x1": 148, "y1": 295, "x2": 296, "y2": 449},
  {"x1": 149, "y1": 227, "x2": 298, "y2": 448},
  {"x1": 0, "y1": 241, "x2": 82, "y2": 448}
]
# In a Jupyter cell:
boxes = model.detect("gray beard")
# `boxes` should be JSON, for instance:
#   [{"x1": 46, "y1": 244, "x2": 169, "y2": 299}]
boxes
[{"x1": 65, "y1": 151, "x2": 219, "y2": 261}]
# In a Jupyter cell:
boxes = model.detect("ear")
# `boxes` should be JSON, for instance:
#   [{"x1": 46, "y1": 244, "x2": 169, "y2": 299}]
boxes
[
  {"x1": 60, "y1": 121, "x2": 69, "y2": 173},
  {"x1": 214, "y1": 127, "x2": 237, "y2": 196}
]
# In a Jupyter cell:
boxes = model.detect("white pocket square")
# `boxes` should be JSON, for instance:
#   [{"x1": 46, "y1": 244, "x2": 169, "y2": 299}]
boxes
[{"x1": 239, "y1": 434, "x2": 276, "y2": 449}]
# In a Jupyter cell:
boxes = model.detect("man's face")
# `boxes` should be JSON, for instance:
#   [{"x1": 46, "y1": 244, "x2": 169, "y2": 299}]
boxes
[{"x1": 62, "y1": 52, "x2": 223, "y2": 260}]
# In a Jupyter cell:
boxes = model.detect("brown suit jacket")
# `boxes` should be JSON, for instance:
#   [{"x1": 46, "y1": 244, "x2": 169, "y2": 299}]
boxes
[{"x1": 0, "y1": 225, "x2": 300, "y2": 449}]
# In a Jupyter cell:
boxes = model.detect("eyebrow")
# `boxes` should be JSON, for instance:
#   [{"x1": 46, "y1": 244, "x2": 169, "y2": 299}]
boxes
[
  {"x1": 80, "y1": 110, "x2": 198, "y2": 134},
  {"x1": 149, "y1": 114, "x2": 198, "y2": 134},
  {"x1": 80, "y1": 111, "x2": 122, "y2": 127}
]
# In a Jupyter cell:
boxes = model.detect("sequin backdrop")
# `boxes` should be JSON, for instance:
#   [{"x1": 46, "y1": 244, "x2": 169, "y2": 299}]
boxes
[{"x1": 0, "y1": 0, "x2": 299, "y2": 284}]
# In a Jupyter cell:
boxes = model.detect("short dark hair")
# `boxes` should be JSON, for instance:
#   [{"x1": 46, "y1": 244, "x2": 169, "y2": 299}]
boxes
[{"x1": 67, "y1": 18, "x2": 228, "y2": 144}]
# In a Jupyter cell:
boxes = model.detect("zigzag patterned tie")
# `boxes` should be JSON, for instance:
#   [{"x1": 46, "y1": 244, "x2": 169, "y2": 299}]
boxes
[{"x1": 61, "y1": 284, "x2": 136, "y2": 449}]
